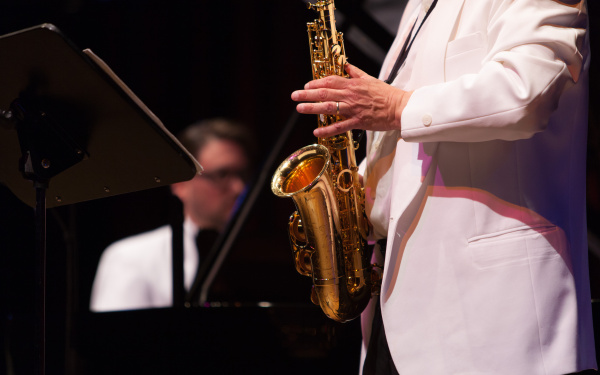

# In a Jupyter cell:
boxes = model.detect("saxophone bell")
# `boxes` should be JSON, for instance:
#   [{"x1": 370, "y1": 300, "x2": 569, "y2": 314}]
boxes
[{"x1": 272, "y1": 144, "x2": 373, "y2": 322}]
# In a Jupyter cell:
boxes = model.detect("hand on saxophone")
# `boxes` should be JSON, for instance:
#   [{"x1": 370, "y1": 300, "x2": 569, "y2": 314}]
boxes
[{"x1": 291, "y1": 63, "x2": 413, "y2": 138}]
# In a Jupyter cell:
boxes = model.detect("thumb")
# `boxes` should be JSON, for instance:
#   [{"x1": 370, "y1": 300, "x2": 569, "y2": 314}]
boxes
[{"x1": 345, "y1": 63, "x2": 369, "y2": 79}]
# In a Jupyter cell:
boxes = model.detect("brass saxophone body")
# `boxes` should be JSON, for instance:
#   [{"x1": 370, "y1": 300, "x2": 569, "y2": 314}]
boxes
[{"x1": 271, "y1": 0, "x2": 380, "y2": 323}]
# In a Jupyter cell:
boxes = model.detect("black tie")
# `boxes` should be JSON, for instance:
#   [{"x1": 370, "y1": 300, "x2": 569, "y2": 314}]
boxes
[
  {"x1": 194, "y1": 229, "x2": 219, "y2": 265},
  {"x1": 187, "y1": 229, "x2": 220, "y2": 305}
]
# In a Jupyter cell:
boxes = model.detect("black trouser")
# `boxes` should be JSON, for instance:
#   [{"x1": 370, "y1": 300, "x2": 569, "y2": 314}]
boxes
[{"x1": 362, "y1": 239, "x2": 399, "y2": 375}]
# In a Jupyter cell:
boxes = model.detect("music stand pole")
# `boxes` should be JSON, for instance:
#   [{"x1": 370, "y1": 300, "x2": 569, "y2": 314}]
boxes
[
  {"x1": 34, "y1": 181, "x2": 47, "y2": 375},
  {"x1": 7, "y1": 94, "x2": 85, "y2": 375}
]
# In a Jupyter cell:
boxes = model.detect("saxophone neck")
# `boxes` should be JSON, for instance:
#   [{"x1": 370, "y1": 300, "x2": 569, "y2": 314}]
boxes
[
  {"x1": 308, "y1": 0, "x2": 339, "y2": 42},
  {"x1": 307, "y1": 0, "x2": 347, "y2": 80}
]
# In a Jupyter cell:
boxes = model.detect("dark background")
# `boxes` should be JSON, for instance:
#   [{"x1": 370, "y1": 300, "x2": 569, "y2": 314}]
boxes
[{"x1": 0, "y1": 1, "x2": 598, "y2": 374}]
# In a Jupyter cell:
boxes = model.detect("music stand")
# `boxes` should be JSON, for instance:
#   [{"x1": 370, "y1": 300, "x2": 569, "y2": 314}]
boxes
[{"x1": 0, "y1": 24, "x2": 201, "y2": 375}]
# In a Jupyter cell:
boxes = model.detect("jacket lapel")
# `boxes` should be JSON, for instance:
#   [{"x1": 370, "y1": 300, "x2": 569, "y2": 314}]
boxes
[{"x1": 382, "y1": 0, "x2": 466, "y2": 302}]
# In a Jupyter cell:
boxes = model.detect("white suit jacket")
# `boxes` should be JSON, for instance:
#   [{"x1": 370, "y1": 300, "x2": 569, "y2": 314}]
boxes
[{"x1": 361, "y1": 0, "x2": 596, "y2": 374}]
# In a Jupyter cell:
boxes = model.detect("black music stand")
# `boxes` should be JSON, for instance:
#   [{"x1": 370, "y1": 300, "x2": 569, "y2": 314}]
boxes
[{"x1": 0, "y1": 24, "x2": 201, "y2": 375}]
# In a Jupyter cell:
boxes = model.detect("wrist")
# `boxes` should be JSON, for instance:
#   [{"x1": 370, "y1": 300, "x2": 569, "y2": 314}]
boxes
[{"x1": 394, "y1": 90, "x2": 413, "y2": 132}]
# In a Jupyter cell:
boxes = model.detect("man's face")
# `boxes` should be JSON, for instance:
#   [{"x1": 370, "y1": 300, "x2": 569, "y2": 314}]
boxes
[{"x1": 172, "y1": 138, "x2": 249, "y2": 231}]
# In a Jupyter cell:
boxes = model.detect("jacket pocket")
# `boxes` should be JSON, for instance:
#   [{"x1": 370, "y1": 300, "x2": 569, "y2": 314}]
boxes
[
  {"x1": 467, "y1": 225, "x2": 564, "y2": 269},
  {"x1": 445, "y1": 32, "x2": 486, "y2": 81}
]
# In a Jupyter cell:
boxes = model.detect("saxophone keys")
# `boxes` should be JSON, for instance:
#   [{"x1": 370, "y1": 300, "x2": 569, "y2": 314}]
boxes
[{"x1": 331, "y1": 44, "x2": 341, "y2": 57}]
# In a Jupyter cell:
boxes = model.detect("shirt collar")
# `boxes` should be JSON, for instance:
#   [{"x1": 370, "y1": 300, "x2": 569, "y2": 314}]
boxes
[{"x1": 184, "y1": 216, "x2": 200, "y2": 238}]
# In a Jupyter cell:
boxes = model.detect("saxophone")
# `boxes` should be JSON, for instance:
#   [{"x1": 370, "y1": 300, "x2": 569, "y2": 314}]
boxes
[{"x1": 271, "y1": 0, "x2": 381, "y2": 323}]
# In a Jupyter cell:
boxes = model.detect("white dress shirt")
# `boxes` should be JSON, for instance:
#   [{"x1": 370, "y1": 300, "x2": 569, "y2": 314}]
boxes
[{"x1": 90, "y1": 218, "x2": 200, "y2": 312}]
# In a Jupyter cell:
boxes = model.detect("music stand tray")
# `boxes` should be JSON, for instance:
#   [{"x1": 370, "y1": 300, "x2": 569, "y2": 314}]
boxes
[{"x1": 0, "y1": 23, "x2": 201, "y2": 208}]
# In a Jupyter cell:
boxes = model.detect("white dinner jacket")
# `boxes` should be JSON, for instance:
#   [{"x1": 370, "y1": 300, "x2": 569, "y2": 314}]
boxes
[{"x1": 361, "y1": 0, "x2": 596, "y2": 374}]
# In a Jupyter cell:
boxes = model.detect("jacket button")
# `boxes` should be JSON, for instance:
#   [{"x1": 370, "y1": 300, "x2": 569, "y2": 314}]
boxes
[{"x1": 422, "y1": 114, "x2": 433, "y2": 126}]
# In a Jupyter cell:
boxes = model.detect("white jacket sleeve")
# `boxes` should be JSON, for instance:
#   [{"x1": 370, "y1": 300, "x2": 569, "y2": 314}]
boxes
[{"x1": 400, "y1": 0, "x2": 588, "y2": 143}]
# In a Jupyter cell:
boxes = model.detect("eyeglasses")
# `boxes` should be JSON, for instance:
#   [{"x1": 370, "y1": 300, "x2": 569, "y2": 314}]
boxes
[{"x1": 198, "y1": 168, "x2": 250, "y2": 185}]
